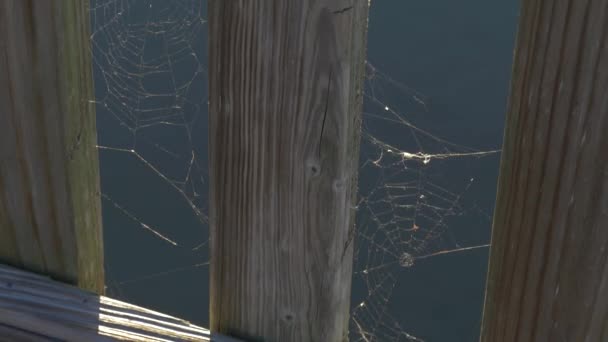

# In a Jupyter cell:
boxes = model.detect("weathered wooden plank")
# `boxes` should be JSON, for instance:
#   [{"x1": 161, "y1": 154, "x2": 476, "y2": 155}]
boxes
[
  {"x1": 480, "y1": 0, "x2": 608, "y2": 341},
  {"x1": 0, "y1": 264, "x2": 242, "y2": 342},
  {"x1": 208, "y1": 1, "x2": 369, "y2": 341},
  {"x1": 0, "y1": 1, "x2": 104, "y2": 292}
]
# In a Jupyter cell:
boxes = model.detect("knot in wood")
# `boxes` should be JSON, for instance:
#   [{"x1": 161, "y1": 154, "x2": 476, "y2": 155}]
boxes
[
  {"x1": 306, "y1": 159, "x2": 322, "y2": 177},
  {"x1": 281, "y1": 309, "x2": 296, "y2": 324}
]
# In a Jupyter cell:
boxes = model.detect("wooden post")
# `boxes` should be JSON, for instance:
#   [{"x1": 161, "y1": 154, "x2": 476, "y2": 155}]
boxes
[
  {"x1": 208, "y1": 1, "x2": 369, "y2": 341},
  {"x1": 481, "y1": 0, "x2": 608, "y2": 341},
  {"x1": 0, "y1": 1, "x2": 104, "y2": 293}
]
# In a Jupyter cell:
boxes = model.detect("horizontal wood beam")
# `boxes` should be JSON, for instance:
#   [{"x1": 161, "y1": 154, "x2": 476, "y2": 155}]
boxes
[{"x1": 0, "y1": 264, "x2": 240, "y2": 342}]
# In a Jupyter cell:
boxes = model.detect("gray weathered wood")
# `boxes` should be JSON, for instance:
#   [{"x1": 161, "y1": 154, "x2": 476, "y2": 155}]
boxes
[
  {"x1": 0, "y1": 1, "x2": 104, "y2": 293},
  {"x1": 480, "y1": 0, "x2": 608, "y2": 341},
  {"x1": 208, "y1": 1, "x2": 369, "y2": 341},
  {"x1": 0, "y1": 264, "x2": 241, "y2": 342}
]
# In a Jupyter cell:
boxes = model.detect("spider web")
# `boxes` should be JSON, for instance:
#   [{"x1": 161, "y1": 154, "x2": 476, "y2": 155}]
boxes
[
  {"x1": 349, "y1": 63, "x2": 499, "y2": 341},
  {"x1": 89, "y1": 1, "x2": 501, "y2": 340}
]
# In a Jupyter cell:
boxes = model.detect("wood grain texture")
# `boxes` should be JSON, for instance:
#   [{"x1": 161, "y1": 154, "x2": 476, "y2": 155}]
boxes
[
  {"x1": 208, "y1": 1, "x2": 369, "y2": 341},
  {"x1": 0, "y1": 0, "x2": 104, "y2": 293},
  {"x1": 0, "y1": 264, "x2": 241, "y2": 342},
  {"x1": 480, "y1": 0, "x2": 608, "y2": 341}
]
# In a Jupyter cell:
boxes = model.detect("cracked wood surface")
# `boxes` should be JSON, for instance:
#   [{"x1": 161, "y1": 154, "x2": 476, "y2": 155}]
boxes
[
  {"x1": 208, "y1": 1, "x2": 369, "y2": 341},
  {"x1": 0, "y1": 0, "x2": 104, "y2": 293}
]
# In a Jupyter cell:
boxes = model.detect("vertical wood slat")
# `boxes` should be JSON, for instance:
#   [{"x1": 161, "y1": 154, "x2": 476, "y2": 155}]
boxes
[
  {"x1": 481, "y1": 0, "x2": 608, "y2": 340},
  {"x1": 208, "y1": 1, "x2": 369, "y2": 341},
  {"x1": 0, "y1": 0, "x2": 104, "y2": 293}
]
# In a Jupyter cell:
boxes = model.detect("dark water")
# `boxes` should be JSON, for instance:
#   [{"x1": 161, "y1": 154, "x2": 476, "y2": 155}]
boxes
[{"x1": 91, "y1": 1, "x2": 519, "y2": 341}]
